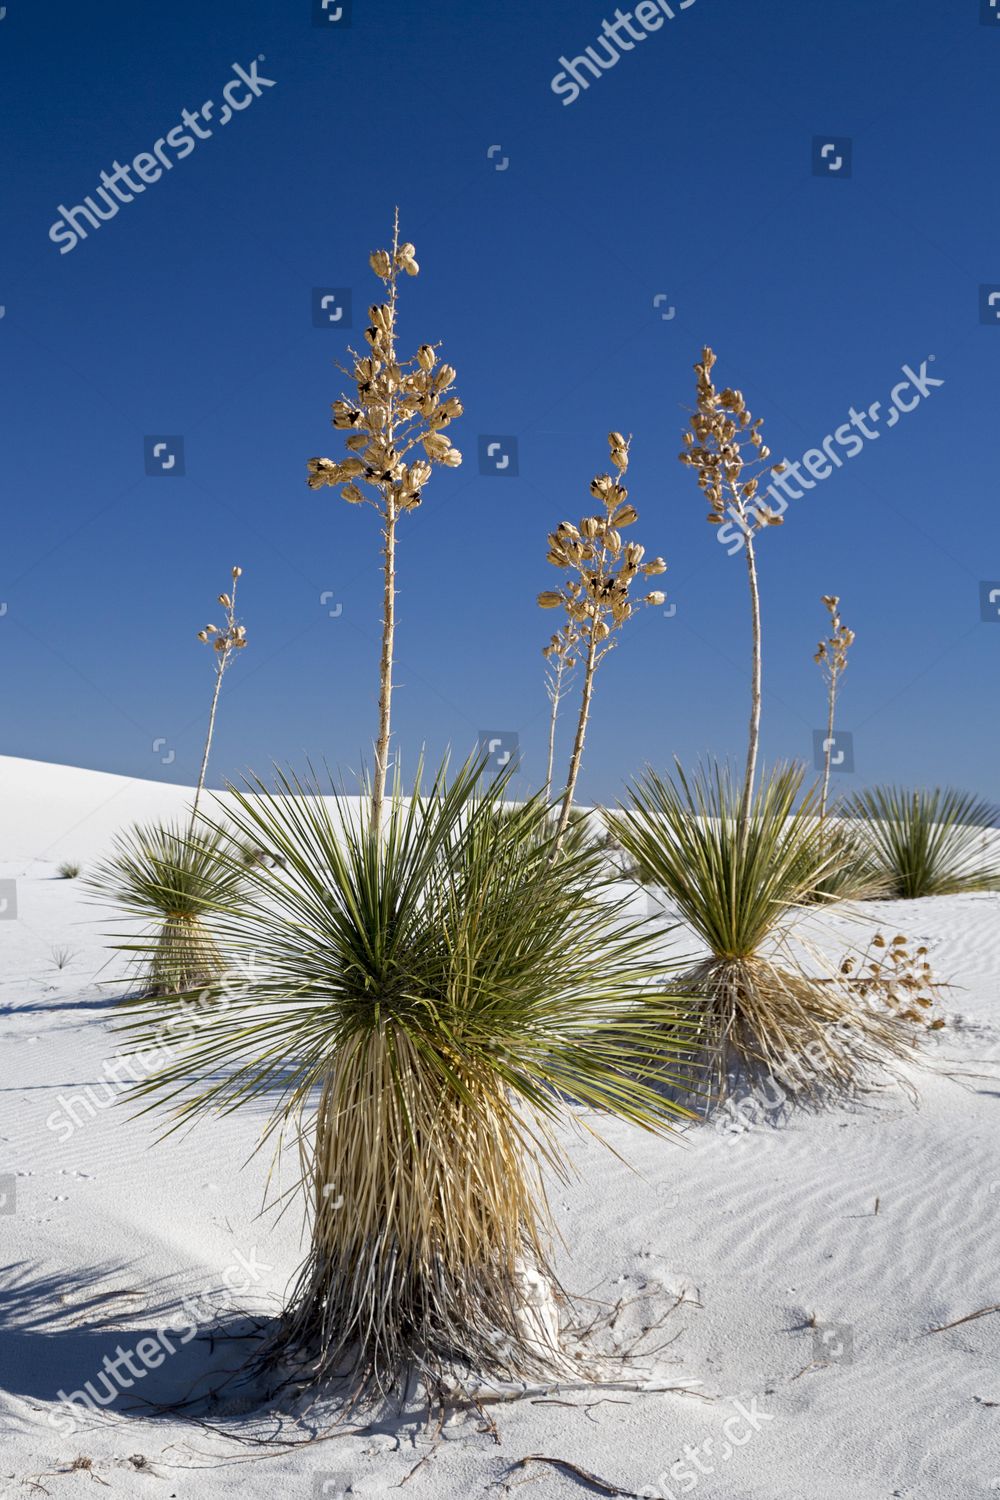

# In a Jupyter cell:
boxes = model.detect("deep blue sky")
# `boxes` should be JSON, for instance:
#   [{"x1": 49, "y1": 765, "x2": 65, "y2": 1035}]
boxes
[{"x1": 1, "y1": 0, "x2": 998, "y2": 803}]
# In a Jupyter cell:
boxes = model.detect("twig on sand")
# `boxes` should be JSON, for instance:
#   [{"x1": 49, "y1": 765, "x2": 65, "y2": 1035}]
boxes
[
  {"x1": 926, "y1": 1305, "x2": 1000, "y2": 1335},
  {"x1": 502, "y1": 1454, "x2": 649, "y2": 1497},
  {"x1": 394, "y1": 1410, "x2": 445, "y2": 1486}
]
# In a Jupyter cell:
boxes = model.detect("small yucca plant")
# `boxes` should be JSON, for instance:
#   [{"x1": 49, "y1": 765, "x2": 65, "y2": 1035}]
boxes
[
  {"x1": 91, "y1": 573, "x2": 248, "y2": 997},
  {"x1": 845, "y1": 786, "x2": 1000, "y2": 898},
  {"x1": 115, "y1": 761, "x2": 696, "y2": 1408},
  {"x1": 89, "y1": 821, "x2": 243, "y2": 997},
  {"x1": 800, "y1": 818, "x2": 890, "y2": 905},
  {"x1": 609, "y1": 763, "x2": 920, "y2": 1107}
]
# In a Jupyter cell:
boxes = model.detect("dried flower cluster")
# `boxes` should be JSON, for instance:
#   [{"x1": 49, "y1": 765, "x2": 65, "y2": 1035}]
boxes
[
  {"x1": 304, "y1": 215, "x2": 462, "y2": 825},
  {"x1": 542, "y1": 622, "x2": 581, "y2": 673},
  {"x1": 539, "y1": 433, "x2": 666, "y2": 842},
  {"x1": 840, "y1": 933, "x2": 945, "y2": 1031},
  {"x1": 197, "y1": 566, "x2": 247, "y2": 657},
  {"x1": 814, "y1": 595, "x2": 856, "y2": 676},
  {"x1": 678, "y1": 346, "x2": 784, "y2": 536},
  {"x1": 305, "y1": 249, "x2": 462, "y2": 512},
  {"x1": 538, "y1": 434, "x2": 666, "y2": 631}
]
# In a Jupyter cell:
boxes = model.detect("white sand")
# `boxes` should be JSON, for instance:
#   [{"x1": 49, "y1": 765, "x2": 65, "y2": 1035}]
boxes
[{"x1": 1, "y1": 754, "x2": 999, "y2": 1497}]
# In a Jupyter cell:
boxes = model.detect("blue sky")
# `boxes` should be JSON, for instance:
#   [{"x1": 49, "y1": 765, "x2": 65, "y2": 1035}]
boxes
[{"x1": 1, "y1": 0, "x2": 998, "y2": 804}]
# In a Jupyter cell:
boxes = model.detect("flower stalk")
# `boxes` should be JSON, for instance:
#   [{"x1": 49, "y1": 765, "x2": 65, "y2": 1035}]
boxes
[
  {"x1": 814, "y1": 595, "x2": 856, "y2": 822},
  {"x1": 678, "y1": 348, "x2": 785, "y2": 835},
  {"x1": 541, "y1": 623, "x2": 580, "y2": 802},
  {"x1": 191, "y1": 565, "x2": 246, "y2": 832},
  {"x1": 306, "y1": 212, "x2": 462, "y2": 830},
  {"x1": 538, "y1": 433, "x2": 666, "y2": 848}
]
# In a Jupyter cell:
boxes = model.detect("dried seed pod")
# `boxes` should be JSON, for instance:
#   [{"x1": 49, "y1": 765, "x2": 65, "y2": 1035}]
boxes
[
  {"x1": 369, "y1": 249, "x2": 392, "y2": 278},
  {"x1": 538, "y1": 591, "x2": 564, "y2": 609},
  {"x1": 332, "y1": 402, "x2": 362, "y2": 429},
  {"x1": 422, "y1": 432, "x2": 454, "y2": 461}
]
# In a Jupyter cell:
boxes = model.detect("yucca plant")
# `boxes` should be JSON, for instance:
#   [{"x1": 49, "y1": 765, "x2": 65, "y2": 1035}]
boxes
[
  {"x1": 89, "y1": 821, "x2": 244, "y2": 997},
  {"x1": 800, "y1": 817, "x2": 890, "y2": 905},
  {"x1": 609, "y1": 763, "x2": 920, "y2": 1106},
  {"x1": 845, "y1": 786, "x2": 1000, "y2": 898},
  {"x1": 89, "y1": 571, "x2": 249, "y2": 998},
  {"x1": 115, "y1": 760, "x2": 696, "y2": 1408}
]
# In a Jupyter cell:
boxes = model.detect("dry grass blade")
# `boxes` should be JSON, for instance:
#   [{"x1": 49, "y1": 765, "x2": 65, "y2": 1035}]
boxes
[
  {"x1": 504, "y1": 1454, "x2": 648, "y2": 1497},
  {"x1": 926, "y1": 1304, "x2": 1000, "y2": 1335}
]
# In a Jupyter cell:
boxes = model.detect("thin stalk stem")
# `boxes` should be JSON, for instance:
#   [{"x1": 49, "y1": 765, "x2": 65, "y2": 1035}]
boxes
[
  {"x1": 555, "y1": 611, "x2": 601, "y2": 850},
  {"x1": 189, "y1": 571, "x2": 239, "y2": 836},
  {"x1": 370, "y1": 209, "x2": 401, "y2": 833},
  {"x1": 372, "y1": 499, "x2": 397, "y2": 828},
  {"x1": 819, "y1": 671, "x2": 837, "y2": 823},
  {"x1": 190, "y1": 666, "x2": 224, "y2": 833},
  {"x1": 544, "y1": 660, "x2": 565, "y2": 804},
  {"x1": 739, "y1": 532, "x2": 763, "y2": 836}
]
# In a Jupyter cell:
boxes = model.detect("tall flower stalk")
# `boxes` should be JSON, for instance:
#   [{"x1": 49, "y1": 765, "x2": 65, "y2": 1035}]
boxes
[
  {"x1": 191, "y1": 566, "x2": 246, "y2": 831},
  {"x1": 814, "y1": 594, "x2": 855, "y2": 822},
  {"x1": 678, "y1": 349, "x2": 784, "y2": 834},
  {"x1": 306, "y1": 214, "x2": 463, "y2": 829},
  {"x1": 541, "y1": 623, "x2": 580, "y2": 801},
  {"x1": 538, "y1": 433, "x2": 667, "y2": 846}
]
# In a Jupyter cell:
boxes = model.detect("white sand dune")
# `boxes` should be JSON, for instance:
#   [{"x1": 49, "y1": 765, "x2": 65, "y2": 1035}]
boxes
[{"x1": 1, "y1": 756, "x2": 999, "y2": 1497}]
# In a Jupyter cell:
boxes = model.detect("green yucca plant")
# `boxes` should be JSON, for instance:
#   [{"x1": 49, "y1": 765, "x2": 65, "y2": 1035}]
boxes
[
  {"x1": 800, "y1": 818, "x2": 891, "y2": 905},
  {"x1": 845, "y1": 786, "x2": 1000, "y2": 898},
  {"x1": 608, "y1": 763, "x2": 920, "y2": 1106},
  {"x1": 89, "y1": 821, "x2": 244, "y2": 997},
  {"x1": 113, "y1": 760, "x2": 696, "y2": 1408}
]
